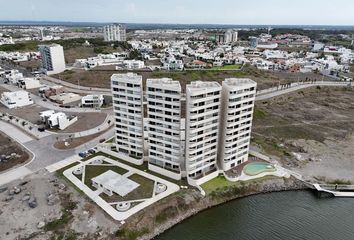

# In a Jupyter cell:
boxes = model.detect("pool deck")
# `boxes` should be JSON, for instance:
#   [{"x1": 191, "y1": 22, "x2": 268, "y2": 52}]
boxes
[
  {"x1": 224, "y1": 157, "x2": 268, "y2": 178},
  {"x1": 224, "y1": 158, "x2": 290, "y2": 182}
]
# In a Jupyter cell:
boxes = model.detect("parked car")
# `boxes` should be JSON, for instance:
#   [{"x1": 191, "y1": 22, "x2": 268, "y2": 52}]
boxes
[
  {"x1": 99, "y1": 138, "x2": 106, "y2": 143},
  {"x1": 38, "y1": 127, "x2": 45, "y2": 132},
  {"x1": 88, "y1": 149, "x2": 96, "y2": 154},
  {"x1": 78, "y1": 152, "x2": 87, "y2": 158}
]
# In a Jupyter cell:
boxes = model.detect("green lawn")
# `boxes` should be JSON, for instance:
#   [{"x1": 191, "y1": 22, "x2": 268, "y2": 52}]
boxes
[
  {"x1": 201, "y1": 176, "x2": 242, "y2": 194},
  {"x1": 201, "y1": 175, "x2": 278, "y2": 194},
  {"x1": 84, "y1": 165, "x2": 128, "y2": 190},
  {"x1": 210, "y1": 64, "x2": 242, "y2": 70}
]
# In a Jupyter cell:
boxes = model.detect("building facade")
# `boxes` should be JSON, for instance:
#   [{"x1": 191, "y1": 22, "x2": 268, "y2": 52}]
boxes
[
  {"x1": 218, "y1": 78, "x2": 257, "y2": 171},
  {"x1": 103, "y1": 23, "x2": 127, "y2": 42},
  {"x1": 185, "y1": 81, "x2": 221, "y2": 185},
  {"x1": 224, "y1": 30, "x2": 238, "y2": 43},
  {"x1": 0, "y1": 90, "x2": 34, "y2": 109},
  {"x1": 146, "y1": 78, "x2": 182, "y2": 180},
  {"x1": 111, "y1": 73, "x2": 144, "y2": 163},
  {"x1": 38, "y1": 44, "x2": 66, "y2": 75}
]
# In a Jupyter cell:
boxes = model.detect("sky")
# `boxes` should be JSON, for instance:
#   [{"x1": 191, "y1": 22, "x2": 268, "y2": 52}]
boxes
[{"x1": 1, "y1": 0, "x2": 354, "y2": 25}]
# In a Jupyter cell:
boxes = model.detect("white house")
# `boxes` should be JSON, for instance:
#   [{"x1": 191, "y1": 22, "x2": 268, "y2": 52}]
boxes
[
  {"x1": 40, "y1": 111, "x2": 78, "y2": 130},
  {"x1": 0, "y1": 90, "x2": 34, "y2": 109},
  {"x1": 18, "y1": 78, "x2": 42, "y2": 89},
  {"x1": 81, "y1": 94, "x2": 104, "y2": 108}
]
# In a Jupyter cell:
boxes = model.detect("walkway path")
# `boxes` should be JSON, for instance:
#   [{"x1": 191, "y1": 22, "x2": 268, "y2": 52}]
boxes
[
  {"x1": 42, "y1": 76, "x2": 111, "y2": 95},
  {"x1": 0, "y1": 83, "x2": 101, "y2": 113},
  {"x1": 256, "y1": 81, "x2": 350, "y2": 101},
  {"x1": 0, "y1": 121, "x2": 34, "y2": 143},
  {"x1": 313, "y1": 184, "x2": 354, "y2": 197}
]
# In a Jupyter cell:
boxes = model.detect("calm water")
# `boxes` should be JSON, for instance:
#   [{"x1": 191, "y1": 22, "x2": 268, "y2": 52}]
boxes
[{"x1": 156, "y1": 191, "x2": 354, "y2": 240}]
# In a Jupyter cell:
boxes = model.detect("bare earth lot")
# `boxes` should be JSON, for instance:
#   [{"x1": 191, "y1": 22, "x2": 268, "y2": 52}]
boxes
[
  {"x1": 53, "y1": 65, "x2": 332, "y2": 91},
  {"x1": 0, "y1": 170, "x2": 118, "y2": 240},
  {"x1": 0, "y1": 103, "x2": 107, "y2": 133},
  {"x1": 252, "y1": 86, "x2": 354, "y2": 182},
  {"x1": 0, "y1": 131, "x2": 31, "y2": 172}
]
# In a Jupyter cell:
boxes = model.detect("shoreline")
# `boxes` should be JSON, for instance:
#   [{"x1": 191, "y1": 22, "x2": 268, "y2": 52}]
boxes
[{"x1": 118, "y1": 176, "x2": 311, "y2": 240}]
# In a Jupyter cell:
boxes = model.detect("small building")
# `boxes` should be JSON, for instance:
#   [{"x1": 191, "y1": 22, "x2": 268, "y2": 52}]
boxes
[
  {"x1": 0, "y1": 90, "x2": 33, "y2": 109},
  {"x1": 91, "y1": 170, "x2": 140, "y2": 197},
  {"x1": 81, "y1": 94, "x2": 104, "y2": 108},
  {"x1": 39, "y1": 110, "x2": 55, "y2": 123},
  {"x1": 40, "y1": 111, "x2": 78, "y2": 130},
  {"x1": 18, "y1": 78, "x2": 42, "y2": 89},
  {"x1": 44, "y1": 85, "x2": 65, "y2": 98}
]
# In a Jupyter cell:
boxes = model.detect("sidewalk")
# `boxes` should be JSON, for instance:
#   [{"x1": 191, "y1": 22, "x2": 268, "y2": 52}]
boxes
[
  {"x1": 0, "y1": 120, "x2": 34, "y2": 143},
  {"x1": 0, "y1": 166, "x2": 32, "y2": 186}
]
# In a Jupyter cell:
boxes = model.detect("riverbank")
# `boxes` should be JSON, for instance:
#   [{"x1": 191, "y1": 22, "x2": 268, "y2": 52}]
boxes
[{"x1": 116, "y1": 176, "x2": 310, "y2": 240}]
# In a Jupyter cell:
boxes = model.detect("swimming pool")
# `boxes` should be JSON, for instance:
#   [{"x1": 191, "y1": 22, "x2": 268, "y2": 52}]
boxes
[{"x1": 243, "y1": 162, "x2": 276, "y2": 176}]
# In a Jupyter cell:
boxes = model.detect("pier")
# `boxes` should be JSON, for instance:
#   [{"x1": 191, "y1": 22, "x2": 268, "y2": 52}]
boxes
[{"x1": 313, "y1": 184, "x2": 354, "y2": 197}]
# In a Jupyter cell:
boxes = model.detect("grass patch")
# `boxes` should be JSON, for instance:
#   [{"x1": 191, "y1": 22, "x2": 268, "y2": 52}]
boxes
[
  {"x1": 252, "y1": 136, "x2": 290, "y2": 158},
  {"x1": 210, "y1": 64, "x2": 242, "y2": 70},
  {"x1": 56, "y1": 162, "x2": 80, "y2": 176},
  {"x1": 201, "y1": 176, "x2": 242, "y2": 194},
  {"x1": 44, "y1": 193, "x2": 77, "y2": 232},
  {"x1": 115, "y1": 228, "x2": 149, "y2": 240},
  {"x1": 201, "y1": 175, "x2": 278, "y2": 195},
  {"x1": 328, "y1": 179, "x2": 352, "y2": 185},
  {"x1": 155, "y1": 206, "x2": 179, "y2": 224},
  {"x1": 253, "y1": 107, "x2": 268, "y2": 120}
]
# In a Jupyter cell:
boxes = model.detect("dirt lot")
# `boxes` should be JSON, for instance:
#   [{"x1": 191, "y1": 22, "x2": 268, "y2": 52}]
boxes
[
  {"x1": 0, "y1": 105, "x2": 48, "y2": 124},
  {"x1": 53, "y1": 65, "x2": 330, "y2": 91},
  {"x1": 53, "y1": 129, "x2": 109, "y2": 150},
  {"x1": 0, "y1": 132, "x2": 31, "y2": 172},
  {"x1": 252, "y1": 86, "x2": 354, "y2": 182},
  {"x1": 0, "y1": 170, "x2": 119, "y2": 240},
  {"x1": 56, "y1": 112, "x2": 107, "y2": 133},
  {"x1": 0, "y1": 102, "x2": 107, "y2": 133}
]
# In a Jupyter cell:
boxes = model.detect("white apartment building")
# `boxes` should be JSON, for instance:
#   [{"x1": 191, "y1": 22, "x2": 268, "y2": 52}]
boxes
[
  {"x1": 38, "y1": 44, "x2": 66, "y2": 75},
  {"x1": 185, "y1": 81, "x2": 221, "y2": 186},
  {"x1": 81, "y1": 94, "x2": 104, "y2": 108},
  {"x1": 224, "y1": 30, "x2": 238, "y2": 43},
  {"x1": 0, "y1": 90, "x2": 34, "y2": 109},
  {"x1": 103, "y1": 23, "x2": 127, "y2": 42},
  {"x1": 218, "y1": 78, "x2": 257, "y2": 171},
  {"x1": 146, "y1": 78, "x2": 182, "y2": 180},
  {"x1": 111, "y1": 73, "x2": 144, "y2": 164}
]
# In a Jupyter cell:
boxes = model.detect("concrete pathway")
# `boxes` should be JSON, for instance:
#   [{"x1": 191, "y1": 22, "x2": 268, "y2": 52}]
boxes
[
  {"x1": 256, "y1": 81, "x2": 350, "y2": 101},
  {"x1": 0, "y1": 121, "x2": 33, "y2": 143},
  {"x1": 42, "y1": 76, "x2": 111, "y2": 95},
  {"x1": 45, "y1": 155, "x2": 82, "y2": 173},
  {"x1": 0, "y1": 166, "x2": 32, "y2": 186},
  {"x1": 63, "y1": 155, "x2": 180, "y2": 221}
]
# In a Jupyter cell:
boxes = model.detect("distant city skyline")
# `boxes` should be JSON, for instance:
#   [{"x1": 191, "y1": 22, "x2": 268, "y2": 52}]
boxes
[{"x1": 1, "y1": 0, "x2": 354, "y2": 25}]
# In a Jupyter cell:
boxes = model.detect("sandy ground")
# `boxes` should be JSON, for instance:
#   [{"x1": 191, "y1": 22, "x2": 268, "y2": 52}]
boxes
[
  {"x1": 291, "y1": 136, "x2": 354, "y2": 182},
  {"x1": 252, "y1": 86, "x2": 354, "y2": 182},
  {"x1": 0, "y1": 170, "x2": 119, "y2": 240},
  {"x1": 0, "y1": 102, "x2": 107, "y2": 133}
]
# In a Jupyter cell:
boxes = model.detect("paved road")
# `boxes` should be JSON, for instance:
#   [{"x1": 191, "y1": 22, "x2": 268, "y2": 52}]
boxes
[
  {"x1": 256, "y1": 81, "x2": 350, "y2": 101},
  {"x1": 0, "y1": 121, "x2": 34, "y2": 143},
  {"x1": 42, "y1": 75, "x2": 111, "y2": 95}
]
